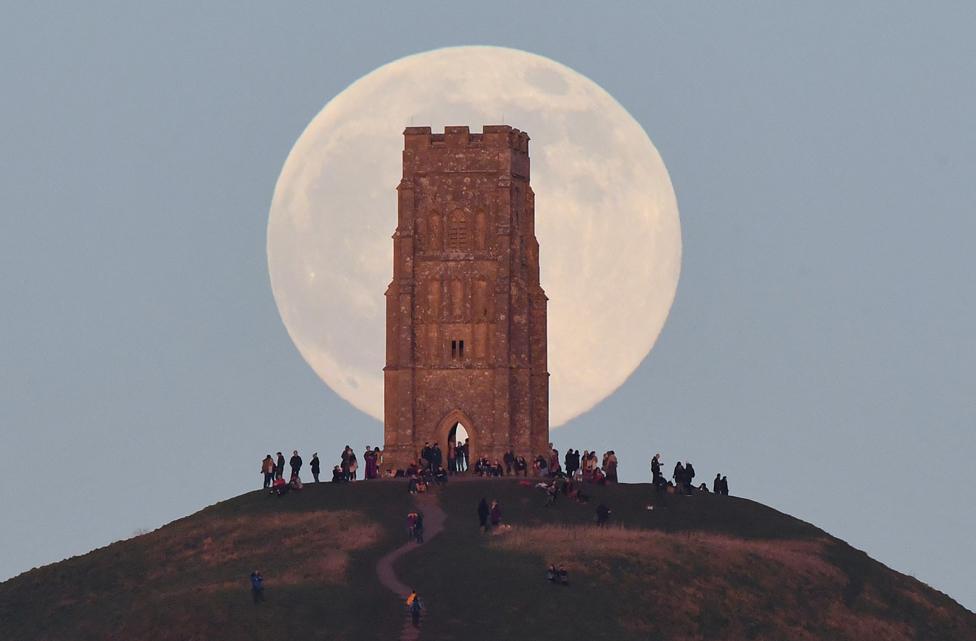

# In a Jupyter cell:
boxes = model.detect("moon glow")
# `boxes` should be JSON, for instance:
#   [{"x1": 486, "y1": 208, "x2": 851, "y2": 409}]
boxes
[{"x1": 268, "y1": 46, "x2": 681, "y2": 427}]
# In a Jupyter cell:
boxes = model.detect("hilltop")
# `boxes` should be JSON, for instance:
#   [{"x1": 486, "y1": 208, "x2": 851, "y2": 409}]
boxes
[{"x1": 1, "y1": 479, "x2": 973, "y2": 641}]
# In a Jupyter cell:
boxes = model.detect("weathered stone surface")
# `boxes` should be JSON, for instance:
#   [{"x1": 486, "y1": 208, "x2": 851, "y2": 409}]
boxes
[{"x1": 383, "y1": 125, "x2": 549, "y2": 470}]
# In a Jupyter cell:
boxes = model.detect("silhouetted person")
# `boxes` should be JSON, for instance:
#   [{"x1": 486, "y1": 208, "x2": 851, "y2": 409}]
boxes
[
  {"x1": 651, "y1": 454, "x2": 662, "y2": 485},
  {"x1": 275, "y1": 452, "x2": 285, "y2": 480},
  {"x1": 250, "y1": 570, "x2": 264, "y2": 603},
  {"x1": 414, "y1": 511, "x2": 425, "y2": 543},
  {"x1": 596, "y1": 503, "x2": 611, "y2": 526},
  {"x1": 685, "y1": 462, "x2": 696, "y2": 492},
  {"x1": 720, "y1": 475, "x2": 729, "y2": 496},
  {"x1": 261, "y1": 455, "x2": 274, "y2": 488},
  {"x1": 289, "y1": 450, "x2": 302, "y2": 479},
  {"x1": 713, "y1": 473, "x2": 721, "y2": 494},
  {"x1": 504, "y1": 450, "x2": 515, "y2": 475},
  {"x1": 310, "y1": 453, "x2": 320, "y2": 483},
  {"x1": 407, "y1": 589, "x2": 422, "y2": 627},
  {"x1": 478, "y1": 498, "x2": 490, "y2": 532},
  {"x1": 673, "y1": 461, "x2": 685, "y2": 488}
]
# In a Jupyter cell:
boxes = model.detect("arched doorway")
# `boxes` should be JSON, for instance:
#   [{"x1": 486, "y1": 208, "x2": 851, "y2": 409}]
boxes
[
  {"x1": 435, "y1": 409, "x2": 476, "y2": 474},
  {"x1": 448, "y1": 421, "x2": 470, "y2": 472}
]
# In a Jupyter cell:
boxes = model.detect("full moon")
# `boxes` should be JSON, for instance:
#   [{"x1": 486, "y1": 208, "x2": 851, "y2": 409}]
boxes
[{"x1": 268, "y1": 46, "x2": 681, "y2": 427}]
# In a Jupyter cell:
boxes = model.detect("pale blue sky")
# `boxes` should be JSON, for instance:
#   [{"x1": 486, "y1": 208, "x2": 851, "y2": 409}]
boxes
[{"x1": 1, "y1": 2, "x2": 973, "y2": 611}]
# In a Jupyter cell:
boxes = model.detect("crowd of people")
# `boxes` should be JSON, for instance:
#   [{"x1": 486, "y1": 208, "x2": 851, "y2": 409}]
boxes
[
  {"x1": 650, "y1": 453, "x2": 730, "y2": 495},
  {"x1": 258, "y1": 445, "x2": 731, "y2": 502}
]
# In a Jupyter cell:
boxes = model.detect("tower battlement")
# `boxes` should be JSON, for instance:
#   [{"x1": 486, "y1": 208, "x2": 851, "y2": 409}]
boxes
[{"x1": 403, "y1": 125, "x2": 529, "y2": 153}]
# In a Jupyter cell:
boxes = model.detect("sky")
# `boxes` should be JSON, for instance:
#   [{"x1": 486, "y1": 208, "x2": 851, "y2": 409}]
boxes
[{"x1": 1, "y1": 2, "x2": 974, "y2": 611}]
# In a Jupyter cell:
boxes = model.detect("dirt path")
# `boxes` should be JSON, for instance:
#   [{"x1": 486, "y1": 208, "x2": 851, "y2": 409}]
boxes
[{"x1": 375, "y1": 492, "x2": 447, "y2": 640}]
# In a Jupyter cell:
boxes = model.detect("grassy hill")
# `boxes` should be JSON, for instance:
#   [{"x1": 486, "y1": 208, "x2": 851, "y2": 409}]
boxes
[{"x1": 1, "y1": 480, "x2": 973, "y2": 641}]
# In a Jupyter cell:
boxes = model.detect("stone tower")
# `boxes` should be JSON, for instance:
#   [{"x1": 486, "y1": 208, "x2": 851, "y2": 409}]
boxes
[{"x1": 383, "y1": 125, "x2": 549, "y2": 470}]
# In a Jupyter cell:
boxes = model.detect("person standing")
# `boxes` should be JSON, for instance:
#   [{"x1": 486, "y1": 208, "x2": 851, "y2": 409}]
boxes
[
  {"x1": 275, "y1": 452, "x2": 285, "y2": 480},
  {"x1": 447, "y1": 441, "x2": 457, "y2": 475},
  {"x1": 596, "y1": 504, "x2": 611, "y2": 526},
  {"x1": 685, "y1": 461, "x2": 696, "y2": 493},
  {"x1": 261, "y1": 455, "x2": 274, "y2": 488},
  {"x1": 651, "y1": 454, "x2": 662, "y2": 485},
  {"x1": 250, "y1": 570, "x2": 264, "y2": 603},
  {"x1": 310, "y1": 453, "x2": 321, "y2": 483},
  {"x1": 414, "y1": 510, "x2": 425, "y2": 543},
  {"x1": 477, "y1": 498, "x2": 490, "y2": 533},
  {"x1": 720, "y1": 475, "x2": 729, "y2": 496},
  {"x1": 673, "y1": 461, "x2": 685, "y2": 489},
  {"x1": 340, "y1": 446, "x2": 351, "y2": 480},
  {"x1": 605, "y1": 451, "x2": 618, "y2": 483},
  {"x1": 713, "y1": 473, "x2": 721, "y2": 494},
  {"x1": 289, "y1": 450, "x2": 302, "y2": 479},
  {"x1": 364, "y1": 447, "x2": 377, "y2": 480},
  {"x1": 407, "y1": 589, "x2": 423, "y2": 627}
]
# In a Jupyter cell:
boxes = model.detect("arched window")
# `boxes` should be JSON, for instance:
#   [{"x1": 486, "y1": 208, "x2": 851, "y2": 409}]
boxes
[{"x1": 447, "y1": 210, "x2": 469, "y2": 250}]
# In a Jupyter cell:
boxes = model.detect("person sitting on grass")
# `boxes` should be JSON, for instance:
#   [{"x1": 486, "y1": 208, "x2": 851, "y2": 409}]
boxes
[
  {"x1": 434, "y1": 466, "x2": 448, "y2": 485},
  {"x1": 546, "y1": 564, "x2": 569, "y2": 585},
  {"x1": 591, "y1": 466, "x2": 607, "y2": 485},
  {"x1": 288, "y1": 473, "x2": 303, "y2": 491},
  {"x1": 331, "y1": 465, "x2": 346, "y2": 483},
  {"x1": 515, "y1": 455, "x2": 528, "y2": 476},
  {"x1": 545, "y1": 481, "x2": 559, "y2": 506},
  {"x1": 490, "y1": 500, "x2": 502, "y2": 528},
  {"x1": 546, "y1": 564, "x2": 557, "y2": 582},
  {"x1": 271, "y1": 476, "x2": 289, "y2": 496}
]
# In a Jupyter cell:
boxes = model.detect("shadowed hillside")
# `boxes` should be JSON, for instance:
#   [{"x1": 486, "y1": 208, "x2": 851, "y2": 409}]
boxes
[{"x1": 1, "y1": 480, "x2": 973, "y2": 641}]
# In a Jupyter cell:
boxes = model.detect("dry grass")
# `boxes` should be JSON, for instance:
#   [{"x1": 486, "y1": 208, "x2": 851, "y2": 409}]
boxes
[
  {"x1": 145, "y1": 509, "x2": 381, "y2": 589},
  {"x1": 492, "y1": 524, "x2": 841, "y2": 581},
  {"x1": 489, "y1": 525, "x2": 942, "y2": 641}
]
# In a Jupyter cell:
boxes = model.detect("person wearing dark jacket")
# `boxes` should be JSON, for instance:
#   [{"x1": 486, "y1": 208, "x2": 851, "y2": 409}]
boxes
[
  {"x1": 289, "y1": 450, "x2": 302, "y2": 478},
  {"x1": 720, "y1": 475, "x2": 729, "y2": 496},
  {"x1": 504, "y1": 450, "x2": 515, "y2": 475},
  {"x1": 275, "y1": 452, "x2": 285, "y2": 480},
  {"x1": 673, "y1": 461, "x2": 685, "y2": 488},
  {"x1": 685, "y1": 462, "x2": 696, "y2": 493},
  {"x1": 477, "y1": 498, "x2": 490, "y2": 532},
  {"x1": 310, "y1": 453, "x2": 320, "y2": 483},
  {"x1": 250, "y1": 570, "x2": 264, "y2": 603}
]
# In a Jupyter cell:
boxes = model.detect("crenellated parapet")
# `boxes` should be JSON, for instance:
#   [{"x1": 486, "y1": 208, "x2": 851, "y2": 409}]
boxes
[{"x1": 403, "y1": 125, "x2": 530, "y2": 154}]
